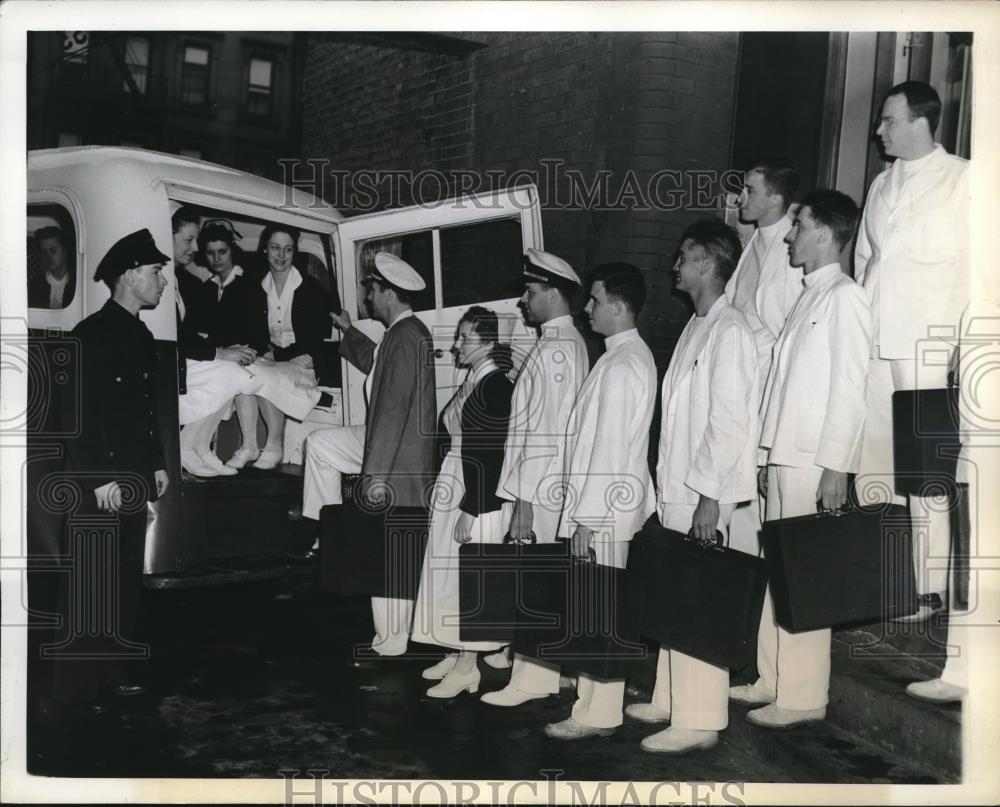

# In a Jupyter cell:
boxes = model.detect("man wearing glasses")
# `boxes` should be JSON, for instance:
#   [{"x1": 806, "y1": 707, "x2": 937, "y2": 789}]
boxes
[{"x1": 854, "y1": 82, "x2": 970, "y2": 669}]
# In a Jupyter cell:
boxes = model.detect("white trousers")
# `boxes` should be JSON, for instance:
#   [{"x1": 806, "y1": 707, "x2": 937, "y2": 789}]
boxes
[
  {"x1": 650, "y1": 502, "x2": 736, "y2": 730},
  {"x1": 857, "y1": 355, "x2": 952, "y2": 596},
  {"x1": 506, "y1": 500, "x2": 573, "y2": 696},
  {"x1": 728, "y1": 496, "x2": 762, "y2": 556},
  {"x1": 178, "y1": 359, "x2": 251, "y2": 426},
  {"x1": 756, "y1": 465, "x2": 831, "y2": 710},
  {"x1": 568, "y1": 540, "x2": 631, "y2": 729},
  {"x1": 303, "y1": 425, "x2": 413, "y2": 656},
  {"x1": 302, "y1": 426, "x2": 366, "y2": 520}
]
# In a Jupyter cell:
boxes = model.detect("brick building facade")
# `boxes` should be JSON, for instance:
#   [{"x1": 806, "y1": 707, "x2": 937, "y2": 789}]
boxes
[{"x1": 300, "y1": 32, "x2": 741, "y2": 369}]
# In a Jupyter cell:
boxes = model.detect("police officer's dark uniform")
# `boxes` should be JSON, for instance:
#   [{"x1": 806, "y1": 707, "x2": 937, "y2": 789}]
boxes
[{"x1": 51, "y1": 229, "x2": 170, "y2": 710}]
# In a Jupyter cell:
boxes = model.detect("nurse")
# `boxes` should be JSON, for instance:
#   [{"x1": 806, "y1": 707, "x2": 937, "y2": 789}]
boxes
[{"x1": 411, "y1": 306, "x2": 514, "y2": 698}]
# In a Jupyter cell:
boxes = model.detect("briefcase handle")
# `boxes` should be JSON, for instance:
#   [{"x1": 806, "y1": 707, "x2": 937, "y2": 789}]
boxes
[
  {"x1": 685, "y1": 529, "x2": 726, "y2": 551},
  {"x1": 814, "y1": 502, "x2": 856, "y2": 518},
  {"x1": 503, "y1": 530, "x2": 537, "y2": 545}
]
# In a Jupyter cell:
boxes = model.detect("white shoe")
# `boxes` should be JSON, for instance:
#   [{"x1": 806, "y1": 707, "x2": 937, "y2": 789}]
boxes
[
  {"x1": 624, "y1": 702, "x2": 671, "y2": 724},
  {"x1": 480, "y1": 685, "x2": 550, "y2": 707},
  {"x1": 226, "y1": 446, "x2": 261, "y2": 469},
  {"x1": 181, "y1": 450, "x2": 219, "y2": 478},
  {"x1": 422, "y1": 654, "x2": 459, "y2": 681},
  {"x1": 426, "y1": 667, "x2": 480, "y2": 699},
  {"x1": 202, "y1": 452, "x2": 237, "y2": 476},
  {"x1": 641, "y1": 727, "x2": 717, "y2": 754},
  {"x1": 905, "y1": 678, "x2": 967, "y2": 703},
  {"x1": 482, "y1": 648, "x2": 512, "y2": 669},
  {"x1": 746, "y1": 703, "x2": 826, "y2": 729},
  {"x1": 252, "y1": 449, "x2": 283, "y2": 470},
  {"x1": 729, "y1": 684, "x2": 776, "y2": 706},
  {"x1": 543, "y1": 716, "x2": 616, "y2": 740}
]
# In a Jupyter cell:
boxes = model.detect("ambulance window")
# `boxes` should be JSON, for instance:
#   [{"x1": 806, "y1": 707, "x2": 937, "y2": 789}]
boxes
[
  {"x1": 27, "y1": 204, "x2": 78, "y2": 311},
  {"x1": 356, "y1": 232, "x2": 435, "y2": 314},
  {"x1": 440, "y1": 217, "x2": 523, "y2": 307}
]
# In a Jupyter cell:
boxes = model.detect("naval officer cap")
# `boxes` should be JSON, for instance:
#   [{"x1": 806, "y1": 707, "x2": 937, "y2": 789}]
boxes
[
  {"x1": 94, "y1": 228, "x2": 171, "y2": 282},
  {"x1": 366, "y1": 251, "x2": 426, "y2": 291},
  {"x1": 523, "y1": 248, "x2": 581, "y2": 288}
]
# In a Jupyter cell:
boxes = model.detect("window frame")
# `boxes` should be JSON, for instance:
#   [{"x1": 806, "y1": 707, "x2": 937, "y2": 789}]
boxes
[
  {"x1": 244, "y1": 54, "x2": 275, "y2": 118},
  {"x1": 180, "y1": 42, "x2": 212, "y2": 109},
  {"x1": 122, "y1": 34, "x2": 151, "y2": 95}
]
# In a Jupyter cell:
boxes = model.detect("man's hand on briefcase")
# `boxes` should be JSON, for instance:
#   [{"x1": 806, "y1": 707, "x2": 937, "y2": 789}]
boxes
[
  {"x1": 817, "y1": 468, "x2": 848, "y2": 512},
  {"x1": 571, "y1": 525, "x2": 595, "y2": 560},
  {"x1": 757, "y1": 466, "x2": 768, "y2": 499},
  {"x1": 358, "y1": 475, "x2": 387, "y2": 508},
  {"x1": 508, "y1": 499, "x2": 534, "y2": 542},
  {"x1": 691, "y1": 495, "x2": 721, "y2": 545},
  {"x1": 454, "y1": 511, "x2": 474, "y2": 544}
]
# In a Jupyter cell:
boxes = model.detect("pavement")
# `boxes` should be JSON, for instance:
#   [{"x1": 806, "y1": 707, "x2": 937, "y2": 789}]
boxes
[{"x1": 25, "y1": 569, "x2": 955, "y2": 782}]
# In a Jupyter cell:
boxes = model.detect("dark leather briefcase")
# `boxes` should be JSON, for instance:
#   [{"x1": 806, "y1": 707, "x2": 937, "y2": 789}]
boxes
[
  {"x1": 626, "y1": 516, "x2": 768, "y2": 670},
  {"x1": 320, "y1": 499, "x2": 429, "y2": 599},
  {"x1": 761, "y1": 504, "x2": 917, "y2": 632},
  {"x1": 892, "y1": 387, "x2": 961, "y2": 495},
  {"x1": 509, "y1": 547, "x2": 648, "y2": 679},
  {"x1": 458, "y1": 538, "x2": 570, "y2": 644}
]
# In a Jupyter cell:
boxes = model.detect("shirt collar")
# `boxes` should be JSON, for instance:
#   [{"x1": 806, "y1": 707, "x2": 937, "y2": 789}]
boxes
[
  {"x1": 212, "y1": 266, "x2": 244, "y2": 289},
  {"x1": 803, "y1": 262, "x2": 843, "y2": 287},
  {"x1": 466, "y1": 359, "x2": 499, "y2": 388},
  {"x1": 262, "y1": 265, "x2": 302, "y2": 296},
  {"x1": 386, "y1": 309, "x2": 414, "y2": 330},
  {"x1": 604, "y1": 327, "x2": 639, "y2": 351},
  {"x1": 541, "y1": 313, "x2": 575, "y2": 333},
  {"x1": 46, "y1": 271, "x2": 69, "y2": 286}
]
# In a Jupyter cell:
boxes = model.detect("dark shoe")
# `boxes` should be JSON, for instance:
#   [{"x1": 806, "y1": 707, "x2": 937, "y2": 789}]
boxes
[
  {"x1": 894, "y1": 593, "x2": 945, "y2": 623},
  {"x1": 104, "y1": 683, "x2": 147, "y2": 698}
]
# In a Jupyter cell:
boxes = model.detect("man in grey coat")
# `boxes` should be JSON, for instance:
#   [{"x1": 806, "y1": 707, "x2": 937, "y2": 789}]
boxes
[{"x1": 302, "y1": 252, "x2": 437, "y2": 656}]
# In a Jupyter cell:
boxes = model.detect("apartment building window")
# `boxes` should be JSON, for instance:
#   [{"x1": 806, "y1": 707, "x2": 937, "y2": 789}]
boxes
[
  {"x1": 246, "y1": 56, "x2": 274, "y2": 117},
  {"x1": 123, "y1": 36, "x2": 150, "y2": 94},
  {"x1": 181, "y1": 44, "x2": 211, "y2": 106}
]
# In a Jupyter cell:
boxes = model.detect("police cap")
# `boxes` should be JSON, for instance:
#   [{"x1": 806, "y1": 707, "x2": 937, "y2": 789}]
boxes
[{"x1": 94, "y1": 229, "x2": 170, "y2": 282}]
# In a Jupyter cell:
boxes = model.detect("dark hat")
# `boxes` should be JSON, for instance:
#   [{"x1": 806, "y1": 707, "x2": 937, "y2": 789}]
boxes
[{"x1": 94, "y1": 229, "x2": 170, "y2": 282}]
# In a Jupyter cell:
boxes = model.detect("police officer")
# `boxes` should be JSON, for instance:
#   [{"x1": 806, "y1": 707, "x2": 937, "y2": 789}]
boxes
[{"x1": 50, "y1": 228, "x2": 171, "y2": 713}]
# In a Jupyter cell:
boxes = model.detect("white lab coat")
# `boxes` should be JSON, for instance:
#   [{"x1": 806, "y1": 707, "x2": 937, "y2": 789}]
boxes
[
  {"x1": 496, "y1": 314, "x2": 589, "y2": 540},
  {"x1": 560, "y1": 328, "x2": 656, "y2": 543},
  {"x1": 760, "y1": 263, "x2": 873, "y2": 473},
  {"x1": 854, "y1": 144, "x2": 969, "y2": 360},
  {"x1": 725, "y1": 215, "x2": 802, "y2": 394},
  {"x1": 656, "y1": 296, "x2": 759, "y2": 506}
]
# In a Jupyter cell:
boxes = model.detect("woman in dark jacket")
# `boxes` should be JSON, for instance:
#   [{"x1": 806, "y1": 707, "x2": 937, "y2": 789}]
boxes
[
  {"x1": 410, "y1": 306, "x2": 515, "y2": 699},
  {"x1": 228, "y1": 223, "x2": 327, "y2": 470}
]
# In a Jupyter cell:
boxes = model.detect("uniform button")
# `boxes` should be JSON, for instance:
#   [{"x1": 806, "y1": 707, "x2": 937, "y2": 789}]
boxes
[
  {"x1": 115, "y1": 376, "x2": 122, "y2": 382},
  {"x1": 143, "y1": 372, "x2": 149, "y2": 379}
]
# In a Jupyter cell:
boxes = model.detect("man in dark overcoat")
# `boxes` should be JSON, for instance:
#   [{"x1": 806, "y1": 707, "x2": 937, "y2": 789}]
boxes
[{"x1": 50, "y1": 229, "x2": 171, "y2": 712}]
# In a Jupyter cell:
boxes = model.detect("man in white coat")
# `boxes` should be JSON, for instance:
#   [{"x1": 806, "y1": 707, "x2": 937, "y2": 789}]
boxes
[
  {"x1": 626, "y1": 219, "x2": 759, "y2": 754},
  {"x1": 476, "y1": 249, "x2": 590, "y2": 706},
  {"x1": 732, "y1": 190, "x2": 873, "y2": 729},
  {"x1": 854, "y1": 81, "x2": 970, "y2": 620},
  {"x1": 726, "y1": 157, "x2": 803, "y2": 554},
  {"x1": 543, "y1": 262, "x2": 657, "y2": 740}
]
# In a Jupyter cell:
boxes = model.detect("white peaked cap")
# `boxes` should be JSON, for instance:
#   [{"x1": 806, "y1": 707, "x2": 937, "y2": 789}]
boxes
[
  {"x1": 372, "y1": 252, "x2": 426, "y2": 291},
  {"x1": 524, "y1": 248, "x2": 581, "y2": 286}
]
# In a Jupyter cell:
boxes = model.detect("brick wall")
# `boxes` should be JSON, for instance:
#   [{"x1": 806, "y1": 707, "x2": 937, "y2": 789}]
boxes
[{"x1": 301, "y1": 31, "x2": 740, "y2": 371}]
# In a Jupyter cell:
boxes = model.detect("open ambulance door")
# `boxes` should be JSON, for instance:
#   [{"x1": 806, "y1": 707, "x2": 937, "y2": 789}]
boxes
[{"x1": 334, "y1": 184, "x2": 544, "y2": 423}]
